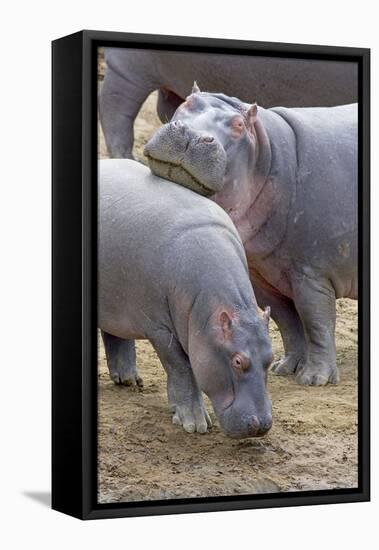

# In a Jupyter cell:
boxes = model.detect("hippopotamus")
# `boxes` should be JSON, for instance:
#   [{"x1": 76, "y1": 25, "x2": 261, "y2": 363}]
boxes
[
  {"x1": 99, "y1": 47, "x2": 357, "y2": 158},
  {"x1": 144, "y1": 88, "x2": 358, "y2": 386},
  {"x1": 98, "y1": 159, "x2": 273, "y2": 438}
]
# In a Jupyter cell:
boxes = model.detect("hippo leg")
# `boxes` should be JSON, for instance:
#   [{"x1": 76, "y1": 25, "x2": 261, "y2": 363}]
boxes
[
  {"x1": 151, "y1": 332, "x2": 212, "y2": 434},
  {"x1": 101, "y1": 331, "x2": 143, "y2": 387},
  {"x1": 253, "y1": 284, "x2": 306, "y2": 376},
  {"x1": 99, "y1": 65, "x2": 154, "y2": 159},
  {"x1": 291, "y1": 276, "x2": 339, "y2": 386}
]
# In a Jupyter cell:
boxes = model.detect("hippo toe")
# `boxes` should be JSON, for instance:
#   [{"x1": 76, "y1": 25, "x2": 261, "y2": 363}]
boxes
[
  {"x1": 295, "y1": 361, "x2": 340, "y2": 386},
  {"x1": 271, "y1": 352, "x2": 305, "y2": 376},
  {"x1": 172, "y1": 402, "x2": 213, "y2": 434}
]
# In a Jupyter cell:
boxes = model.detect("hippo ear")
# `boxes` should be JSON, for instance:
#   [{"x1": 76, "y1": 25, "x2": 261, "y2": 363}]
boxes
[
  {"x1": 245, "y1": 103, "x2": 258, "y2": 132},
  {"x1": 262, "y1": 306, "x2": 271, "y2": 327},
  {"x1": 219, "y1": 311, "x2": 233, "y2": 340},
  {"x1": 192, "y1": 81, "x2": 201, "y2": 94}
]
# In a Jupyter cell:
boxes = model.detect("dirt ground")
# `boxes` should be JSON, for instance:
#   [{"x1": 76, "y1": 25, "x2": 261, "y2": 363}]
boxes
[{"x1": 97, "y1": 53, "x2": 358, "y2": 503}]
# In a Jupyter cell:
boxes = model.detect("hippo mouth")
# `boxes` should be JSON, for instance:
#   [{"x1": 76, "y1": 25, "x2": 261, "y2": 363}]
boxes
[
  {"x1": 144, "y1": 121, "x2": 227, "y2": 196},
  {"x1": 144, "y1": 154, "x2": 216, "y2": 197}
]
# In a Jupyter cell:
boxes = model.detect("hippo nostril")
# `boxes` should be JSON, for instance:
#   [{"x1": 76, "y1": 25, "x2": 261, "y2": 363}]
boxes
[
  {"x1": 201, "y1": 136, "x2": 214, "y2": 143},
  {"x1": 249, "y1": 415, "x2": 272, "y2": 437},
  {"x1": 171, "y1": 120, "x2": 187, "y2": 135},
  {"x1": 250, "y1": 416, "x2": 259, "y2": 432},
  {"x1": 258, "y1": 417, "x2": 272, "y2": 435}
]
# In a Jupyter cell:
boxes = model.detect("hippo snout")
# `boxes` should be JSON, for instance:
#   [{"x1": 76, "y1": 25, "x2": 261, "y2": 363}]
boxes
[
  {"x1": 216, "y1": 403, "x2": 273, "y2": 439},
  {"x1": 144, "y1": 121, "x2": 227, "y2": 196}
]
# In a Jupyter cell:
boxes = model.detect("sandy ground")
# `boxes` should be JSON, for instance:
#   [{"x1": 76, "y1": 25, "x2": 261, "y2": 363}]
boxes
[{"x1": 97, "y1": 53, "x2": 358, "y2": 503}]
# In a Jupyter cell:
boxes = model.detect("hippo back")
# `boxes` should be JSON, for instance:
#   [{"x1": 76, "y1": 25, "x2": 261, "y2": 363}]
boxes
[
  {"x1": 105, "y1": 48, "x2": 358, "y2": 109},
  {"x1": 98, "y1": 159, "x2": 251, "y2": 339},
  {"x1": 99, "y1": 159, "x2": 243, "y2": 251}
]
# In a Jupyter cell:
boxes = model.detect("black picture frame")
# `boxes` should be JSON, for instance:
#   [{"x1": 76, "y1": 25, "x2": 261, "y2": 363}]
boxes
[{"x1": 52, "y1": 30, "x2": 370, "y2": 520}]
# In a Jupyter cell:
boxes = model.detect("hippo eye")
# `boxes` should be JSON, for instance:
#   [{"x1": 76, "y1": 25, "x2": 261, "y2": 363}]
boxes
[
  {"x1": 231, "y1": 353, "x2": 249, "y2": 372},
  {"x1": 230, "y1": 116, "x2": 245, "y2": 138}
]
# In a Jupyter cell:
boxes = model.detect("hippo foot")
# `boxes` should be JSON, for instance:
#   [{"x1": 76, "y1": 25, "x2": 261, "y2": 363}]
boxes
[
  {"x1": 271, "y1": 353, "x2": 304, "y2": 376},
  {"x1": 172, "y1": 403, "x2": 212, "y2": 434},
  {"x1": 295, "y1": 362, "x2": 340, "y2": 386},
  {"x1": 110, "y1": 370, "x2": 143, "y2": 387}
]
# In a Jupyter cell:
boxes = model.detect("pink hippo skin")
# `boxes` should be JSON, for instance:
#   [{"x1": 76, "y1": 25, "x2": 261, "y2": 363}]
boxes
[
  {"x1": 144, "y1": 87, "x2": 357, "y2": 386},
  {"x1": 99, "y1": 48, "x2": 357, "y2": 159}
]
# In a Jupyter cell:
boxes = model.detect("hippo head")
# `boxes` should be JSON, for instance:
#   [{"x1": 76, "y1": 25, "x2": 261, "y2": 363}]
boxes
[
  {"x1": 188, "y1": 304, "x2": 273, "y2": 438},
  {"x1": 144, "y1": 83, "x2": 260, "y2": 197}
]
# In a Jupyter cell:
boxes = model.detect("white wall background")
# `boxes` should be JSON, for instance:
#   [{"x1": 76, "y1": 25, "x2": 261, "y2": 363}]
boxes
[{"x1": 1, "y1": 1, "x2": 376, "y2": 548}]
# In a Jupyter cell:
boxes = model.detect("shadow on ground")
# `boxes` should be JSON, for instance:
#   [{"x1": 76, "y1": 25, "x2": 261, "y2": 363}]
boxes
[{"x1": 23, "y1": 491, "x2": 51, "y2": 508}]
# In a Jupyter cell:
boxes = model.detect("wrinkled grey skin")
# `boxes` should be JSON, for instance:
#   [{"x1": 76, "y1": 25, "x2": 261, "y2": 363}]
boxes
[
  {"x1": 144, "y1": 91, "x2": 358, "y2": 386},
  {"x1": 99, "y1": 48, "x2": 357, "y2": 159},
  {"x1": 98, "y1": 159, "x2": 273, "y2": 438}
]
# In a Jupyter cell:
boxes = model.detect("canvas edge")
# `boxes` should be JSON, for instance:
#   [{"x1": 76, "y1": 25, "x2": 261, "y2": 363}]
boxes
[{"x1": 52, "y1": 30, "x2": 370, "y2": 520}]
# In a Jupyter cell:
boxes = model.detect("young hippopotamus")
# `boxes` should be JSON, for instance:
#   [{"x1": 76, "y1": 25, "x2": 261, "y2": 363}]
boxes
[
  {"x1": 144, "y1": 86, "x2": 358, "y2": 387},
  {"x1": 98, "y1": 159, "x2": 273, "y2": 438}
]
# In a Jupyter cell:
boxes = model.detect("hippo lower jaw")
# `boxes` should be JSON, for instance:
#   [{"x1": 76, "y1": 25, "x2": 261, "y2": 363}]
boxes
[{"x1": 145, "y1": 154, "x2": 215, "y2": 197}]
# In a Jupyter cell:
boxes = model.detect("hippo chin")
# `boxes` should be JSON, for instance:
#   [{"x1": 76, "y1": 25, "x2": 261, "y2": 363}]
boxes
[
  {"x1": 99, "y1": 159, "x2": 273, "y2": 438},
  {"x1": 144, "y1": 87, "x2": 358, "y2": 387}
]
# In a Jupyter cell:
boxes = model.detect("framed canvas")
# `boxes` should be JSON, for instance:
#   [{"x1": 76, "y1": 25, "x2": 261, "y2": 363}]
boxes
[{"x1": 52, "y1": 30, "x2": 370, "y2": 520}]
